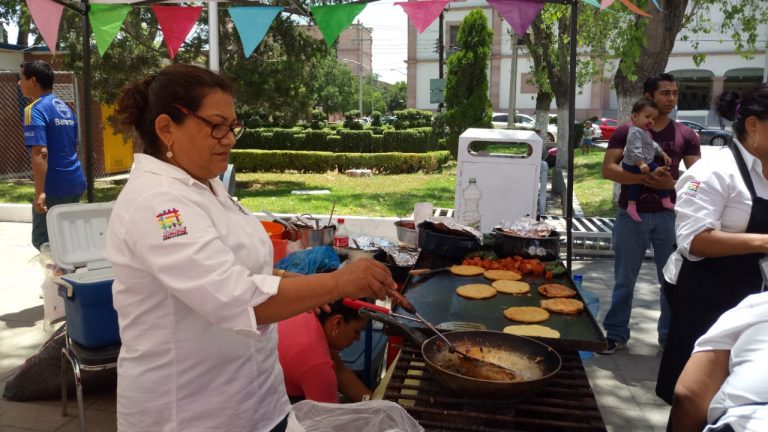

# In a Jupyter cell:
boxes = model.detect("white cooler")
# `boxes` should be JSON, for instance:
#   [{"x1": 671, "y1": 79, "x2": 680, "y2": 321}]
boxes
[{"x1": 47, "y1": 202, "x2": 120, "y2": 349}]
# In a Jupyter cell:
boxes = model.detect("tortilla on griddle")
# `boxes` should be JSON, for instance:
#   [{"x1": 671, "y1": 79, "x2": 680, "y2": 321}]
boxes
[
  {"x1": 540, "y1": 298, "x2": 584, "y2": 315},
  {"x1": 483, "y1": 270, "x2": 522, "y2": 281},
  {"x1": 503, "y1": 306, "x2": 550, "y2": 323},
  {"x1": 537, "y1": 283, "x2": 577, "y2": 298},
  {"x1": 456, "y1": 284, "x2": 497, "y2": 299},
  {"x1": 503, "y1": 324, "x2": 561, "y2": 338},
  {"x1": 492, "y1": 280, "x2": 530, "y2": 295},
  {"x1": 450, "y1": 265, "x2": 486, "y2": 276}
]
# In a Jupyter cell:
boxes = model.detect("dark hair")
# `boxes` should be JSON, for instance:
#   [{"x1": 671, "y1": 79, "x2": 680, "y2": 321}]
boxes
[
  {"x1": 643, "y1": 73, "x2": 676, "y2": 96},
  {"x1": 115, "y1": 64, "x2": 235, "y2": 158},
  {"x1": 716, "y1": 83, "x2": 768, "y2": 142},
  {"x1": 632, "y1": 98, "x2": 659, "y2": 114},
  {"x1": 20, "y1": 60, "x2": 54, "y2": 90},
  {"x1": 318, "y1": 299, "x2": 362, "y2": 324}
]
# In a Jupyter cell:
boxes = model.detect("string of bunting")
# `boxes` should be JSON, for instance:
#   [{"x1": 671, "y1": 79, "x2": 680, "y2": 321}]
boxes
[{"x1": 24, "y1": 0, "x2": 656, "y2": 59}]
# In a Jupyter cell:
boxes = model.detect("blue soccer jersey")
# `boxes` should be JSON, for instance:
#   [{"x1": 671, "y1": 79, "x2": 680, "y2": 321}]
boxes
[{"x1": 23, "y1": 93, "x2": 86, "y2": 196}]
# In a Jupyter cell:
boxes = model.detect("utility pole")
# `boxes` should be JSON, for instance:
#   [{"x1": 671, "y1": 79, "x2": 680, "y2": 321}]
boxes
[
  {"x1": 358, "y1": 21, "x2": 363, "y2": 115},
  {"x1": 437, "y1": 11, "x2": 445, "y2": 112},
  {"x1": 209, "y1": 2, "x2": 219, "y2": 72},
  {"x1": 506, "y1": 32, "x2": 519, "y2": 129}
]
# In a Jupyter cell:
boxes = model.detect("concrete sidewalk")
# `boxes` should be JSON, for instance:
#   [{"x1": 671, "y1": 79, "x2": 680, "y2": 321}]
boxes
[{"x1": 0, "y1": 222, "x2": 672, "y2": 431}]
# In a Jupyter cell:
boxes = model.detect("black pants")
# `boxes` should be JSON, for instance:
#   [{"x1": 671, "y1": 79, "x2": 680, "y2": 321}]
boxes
[{"x1": 269, "y1": 413, "x2": 289, "y2": 432}]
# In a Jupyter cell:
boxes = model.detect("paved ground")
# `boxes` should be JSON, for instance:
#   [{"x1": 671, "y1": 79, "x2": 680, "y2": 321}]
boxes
[{"x1": 0, "y1": 219, "x2": 672, "y2": 431}]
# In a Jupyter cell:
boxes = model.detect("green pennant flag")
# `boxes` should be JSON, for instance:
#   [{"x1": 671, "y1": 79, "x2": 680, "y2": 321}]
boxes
[
  {"x1": 90, "y1": 4, "x2": 131, "y2": 56},
  {"x1": 310, "y1": 2, "x2": 368, "y2": 48}
]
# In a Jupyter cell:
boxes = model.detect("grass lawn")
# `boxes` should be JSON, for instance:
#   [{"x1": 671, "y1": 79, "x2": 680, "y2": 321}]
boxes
[
  {"x1": 0, "y1": 154, "x2": 617, "y2": 217},
  {"x1": 572, "y1": 148, "x2": 617, "y2": 217}
]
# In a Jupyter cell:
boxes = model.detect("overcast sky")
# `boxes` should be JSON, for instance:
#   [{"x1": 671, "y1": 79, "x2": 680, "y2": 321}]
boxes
[
  {"x1": 5, "y1": 3, "x2": 409, "y2": 83},
  {"x1": 356, "y1": 0, "x2": 408, "y2": 84}
]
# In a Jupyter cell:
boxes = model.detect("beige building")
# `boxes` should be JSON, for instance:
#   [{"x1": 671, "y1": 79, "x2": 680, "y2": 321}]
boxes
[{"x1": 408, "y1": 1, "x2": 767, "y2": 125}]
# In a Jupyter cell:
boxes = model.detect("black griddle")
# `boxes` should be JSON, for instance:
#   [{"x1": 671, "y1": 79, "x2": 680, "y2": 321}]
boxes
[{"x1": 392, "y1": 251, "x2": 608, "y2": 352}]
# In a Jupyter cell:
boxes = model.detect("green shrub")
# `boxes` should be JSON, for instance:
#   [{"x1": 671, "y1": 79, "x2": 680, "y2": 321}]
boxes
[
  {"x1": 381, "y1": 128, "x2": 435, "y2": 153},
  {"x1": 371, "y1": 134, "x2": 384, "y2": 152},
  {"x1": 303, "y1": 130, "x2": 331, "y2": 151},
  {"x1": 339, "y1": 130, "x2": 373, "y2": 153},
  {"x1": 343, "y1": 110, "x2": 363, "y2": 130},
  {"x1": 231, "y1": 150, "x2": 452, "y2": 174},
  {"x1": 392, "y1": 109, "x2": 434, "y2": 130},
  {"x1": 271, "y1": 129, "x2": 297, "y2": 150},
  {"x1": 310, "y1": 109, "x2": 327, "y2": 130},
  {"x1": 371, "y1": 111, "x2": 382, "y2": 127},
  {"x1": 369, "y1": 126, "x2": 385, "y2": 135}
]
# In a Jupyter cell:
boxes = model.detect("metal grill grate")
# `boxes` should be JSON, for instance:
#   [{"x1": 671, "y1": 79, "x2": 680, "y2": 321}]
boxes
[{"x1": 382, "y1": 346, "x2": 606, "y2": 431}]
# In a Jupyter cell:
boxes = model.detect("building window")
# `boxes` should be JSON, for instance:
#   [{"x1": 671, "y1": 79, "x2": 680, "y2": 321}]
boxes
[{"x1": 448, "y1": 25, "x2": 460, "y2": 51}]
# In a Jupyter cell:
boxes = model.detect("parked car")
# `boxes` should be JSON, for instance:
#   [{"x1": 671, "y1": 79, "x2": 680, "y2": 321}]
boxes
[
  {"x1": 593, "y1": 118, "x2": 619, "y2": 140},
  {"x1": 546, "y1": 114, "x2": 600, "y2": 140},
  {"x1": 492, "y1": 112, "x2": 557, "y2": 143},
  {"x1": 677, "y1": 120, "x2": 733, "y2": 146},
  {"x1": 381, "y1": 116, "x2": 396, "y2": 126}
]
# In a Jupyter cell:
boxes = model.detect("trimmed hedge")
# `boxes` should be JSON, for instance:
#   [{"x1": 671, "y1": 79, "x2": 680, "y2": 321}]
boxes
[
  {"x1": 236, "y1": 127, "x2": 436, "y2": 154},
  {"x1": 230, "y1": 150, "x2": 451, "y2": 174}
]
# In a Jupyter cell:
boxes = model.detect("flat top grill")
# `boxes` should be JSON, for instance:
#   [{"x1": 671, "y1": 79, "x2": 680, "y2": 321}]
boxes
[{"x1": 381, "y1": 346, "x2": 606, "y2": 432}]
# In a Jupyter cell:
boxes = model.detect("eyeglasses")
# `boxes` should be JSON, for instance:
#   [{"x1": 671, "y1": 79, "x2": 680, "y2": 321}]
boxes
[{"x1": 173, "y1": 104, "x2": 245, "y2": 140}]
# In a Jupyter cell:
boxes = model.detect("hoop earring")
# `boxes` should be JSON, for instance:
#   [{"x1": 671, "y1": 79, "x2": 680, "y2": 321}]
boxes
[{"x1": 332, "y1": 329, "x2": 338, "y2": 337}]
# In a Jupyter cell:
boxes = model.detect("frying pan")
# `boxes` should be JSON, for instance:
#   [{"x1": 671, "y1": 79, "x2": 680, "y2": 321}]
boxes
[{"x1": 360, "y1": 309, "x2": 562, "y2": 399}]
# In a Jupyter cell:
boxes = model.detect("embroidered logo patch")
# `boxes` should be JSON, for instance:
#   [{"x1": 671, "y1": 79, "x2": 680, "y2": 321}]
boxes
[
  {"x1": 156, "y1": 208, "x2": 188, "y2": 241},
  {"x1": 682, "y1": 180, "x2": 701, "y2": 198}
]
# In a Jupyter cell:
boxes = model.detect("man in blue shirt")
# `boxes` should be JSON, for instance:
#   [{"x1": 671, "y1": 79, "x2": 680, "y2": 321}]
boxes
[{"x1": 18, "y1": 60, "x2": 86, "y2": 250}]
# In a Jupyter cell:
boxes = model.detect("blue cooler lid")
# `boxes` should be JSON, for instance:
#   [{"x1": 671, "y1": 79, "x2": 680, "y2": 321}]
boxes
[{"x1": 47, "y1": 202, "x2": 114, "y2": 271}]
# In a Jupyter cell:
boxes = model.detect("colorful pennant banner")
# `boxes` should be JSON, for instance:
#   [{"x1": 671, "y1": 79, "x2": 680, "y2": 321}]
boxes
[
  {"x1": 395, "y1": 0, "x2": 450, "y2": 34},
  {"x1": 310, "y1": 2, "x2": 369, "y2": 48},
  {"x1": 90, "y1": 4, "x2": 131, "y2": 56},
  {"x1": 25, "y1": 0, "x2": 64, "y2": 55},
  {"x1": 22, "y1": 0, "x2": 654, "y2": 60},
  {"x1": 487, "y1": 0, "x2": 545, "y2": 38},
  {"x1": 152, "y1": 5, "x2": 203, "y2": 60},
  {"x1": 229, "y1": 6, "x2": 283, "y2": 57}
]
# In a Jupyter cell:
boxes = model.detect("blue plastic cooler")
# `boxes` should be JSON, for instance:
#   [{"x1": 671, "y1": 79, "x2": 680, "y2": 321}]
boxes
[{"x1": 48, "y1": 202, "x2": 120, "y2": 349}]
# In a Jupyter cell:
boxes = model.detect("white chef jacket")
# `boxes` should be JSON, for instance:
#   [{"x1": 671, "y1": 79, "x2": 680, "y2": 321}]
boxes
[
  {"x1": 104, "y1": 154, "x2": 290, "y2": 432},
  {"x1": 663, "y1": 140, "x2": 768, "y2": 284},
  {"x1": 694, "y1": 291, "x2": 768, "y2": 432}
]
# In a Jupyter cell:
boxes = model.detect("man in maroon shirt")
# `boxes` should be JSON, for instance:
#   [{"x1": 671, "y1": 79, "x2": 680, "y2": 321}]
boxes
[{"x1": 600, "y1": 73, "x2": 701, "y2": 354}]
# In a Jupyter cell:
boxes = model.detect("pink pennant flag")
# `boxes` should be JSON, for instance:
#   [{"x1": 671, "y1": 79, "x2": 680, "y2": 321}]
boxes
[
  {"x1": 600, "y1": 0, "x2": 616, "y2": 10},
  {"x1": 487, "y1": 0, "x2": 544, "y2": 38},
  {"x1": 152, "y1": 5, "x2": 203, "y2": 59},
  {"x1": 25, "y1": 0, "x2": 64, "y2": 54},
  {"x1": 395, "y1": 0, "x2": 450, "y2": 34}
]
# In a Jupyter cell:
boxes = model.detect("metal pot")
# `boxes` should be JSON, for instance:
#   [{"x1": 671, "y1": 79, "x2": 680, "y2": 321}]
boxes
[
  {"x1": 492, "y1": 228, "x2": 561, "y2": 261},
  {"x1": 395, "y1": 220, "x2": 418, "y2": 246},
  {"x1": 360, "y1": 309, "x2": 562, "y2": 399},
  {"x1": 417, "y1": 223, "x2": 480, "y2": 258},
  {"x1": 298, "y1": 225, "x2": 335, "y2": 249}
]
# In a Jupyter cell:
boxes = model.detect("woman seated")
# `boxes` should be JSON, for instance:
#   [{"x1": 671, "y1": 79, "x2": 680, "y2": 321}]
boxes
[
  {"x1": 670, "y1": 291, "x2": 768, "y2": 432},
  {"x1": 278, "y1": 300, "x2": 372, "y2": 403}
]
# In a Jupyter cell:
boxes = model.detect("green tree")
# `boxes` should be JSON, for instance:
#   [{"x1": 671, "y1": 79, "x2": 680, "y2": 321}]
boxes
[
  {"x1": 611, "y1": 0, "x2": 768, "y2": 120},
  {"x1": 307, "y1": 54, "x2": 359, "y2": 116},
  {"x1": 443, "y1": 9, "x2": 493, "y2": 159},
  {"x1": 386, "y1": 81, "x2": 407, "y2": 113}
]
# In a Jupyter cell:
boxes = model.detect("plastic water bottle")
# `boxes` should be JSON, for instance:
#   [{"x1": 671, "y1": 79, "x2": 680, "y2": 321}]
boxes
[
  {"x1": 460, "y1": 177, "x2": 482, "y2": 230},
  {"x1": 333, "y1": 218, "x2": 349, "y2": 256},
  {"x1": 573, "y1": 274, "x2": 583, "y2": 291}
]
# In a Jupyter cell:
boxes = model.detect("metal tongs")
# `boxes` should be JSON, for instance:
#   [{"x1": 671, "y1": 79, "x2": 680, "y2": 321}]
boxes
[{"x1": 349, "y1": 290, "x2": 519, "y2": 378}]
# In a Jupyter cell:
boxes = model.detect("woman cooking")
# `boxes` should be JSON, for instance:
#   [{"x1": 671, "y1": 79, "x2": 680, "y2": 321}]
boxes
[
  {"x1": 104, "y1": 64, "x2": 396, "y2": 431},
  {"x1": 656, "y1": 84, "x2": 768, "y2": 404}
]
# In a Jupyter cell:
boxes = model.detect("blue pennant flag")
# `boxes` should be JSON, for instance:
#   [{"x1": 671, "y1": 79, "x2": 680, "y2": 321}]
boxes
[{"x1": 229, "y1": 6, "x2": 283, "y2": 57}]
